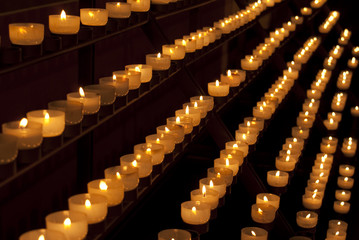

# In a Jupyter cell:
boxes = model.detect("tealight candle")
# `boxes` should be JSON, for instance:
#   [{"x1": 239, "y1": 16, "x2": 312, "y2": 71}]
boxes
[
  {"x1": 301, "y1": 7, "x2": 312, "y2": 15},
  {"x1": 146, "y1": 134, "x2": 175, "y2": 154},
  {"x1": 48, "y1": 100, "x2": 83, "y2": 125},
  {"x1": 302, "y1": 193, "x2": 322, "y2": 210},
  {"x1": 327, "y1": 112, "x2": 342, "y2": 122},
  {"x1": 125, "y1": 64, "x2": 152, "y2": 83},
  {"x1": 310, "y1": 172, "x2": 329, "y2": 183},
  {"x1": 296, "y1": 211, "x2": 318, "y2": 228},
  {"x1": 285, "y1": 137, "x2": 304, "y2": 151},
  {"x1": 335, "y1": 190, "x2": 351, "y2": 201},
  {"x1": 291, "y1": 16, "x2": 303, "y2": 24},
  {"x1": 241, "y1": 227, "x2": 268, "y2": 240},
  {"x1": 225, "y1": 141, "x2": 249, "y2": 157},
  {"x1": 45, "y1": 210, "x2": 88, "y2": 240},
  {"x1": 99, "y1": 75, "x2": 129, "y2": 96},
  {"x1": 208, "y1": 80, "x2": 230, "y2": 97},
  {"x1": 134, "y1": 142, "x2": 164, "y2": 165},
  {"x1": 166, "y1": 116, "x2": 193, "y2": 135},
  {"x1": 191, "y1": 186, "x2": 219, "y2": 210},
  {"x1": 235, "y1": 130, "x2": 258, "y2": 145},
  {"x1": 348, "y1": 57, "x2": 358, "y2": 69},
  {"x1": 9, "y1": 23, "x2": 44, "y2": 45},
  {"x1": 183, "y1": 102, "x2": 207, "y2": 118},
  {"x1": 253, "y1": 106, "x2": 272, "y2": 119},
  {"x1": 2, "y1": 118, "x2": 42, "y2": 150},
  {"x1": 162, "y1": 44, "x2": 185, "y2": 60},
  {"x1": 307, "y1": 89, "x2": 322, "y2": 99},
  {"x1": 342, "y1": 145, "x2": 356, "y2": 157},
  {"x1": 305, "y1": 186, "x2": 325, "y2": 197},
  {"x1": 292, "y1": 126, "x2": 309, "y2": 139},
  {"x1": 199, "y1": 177, "x2": 226, "y2": 198},
  {"x1": 214, "y1": 157, "x2": 240, "y2": 176},
  {"x1": 106, "y1": 2, "x2": 131, "y2": 18},
  {"x1": 283, "y1": 67, "x2": 298, "y2": 80},
  {"x1": 287, "y1": 61, "x2": 301, "y2": 71},
  {"x1": 157, "y1": 125, "x2": 184, "y2": 144},
  {"x1": 333, "y1": 201, "x2": 350, "y2": 214},
  {"x1": 337, "y1": 176, "x2": 354, "y2": 189},
  {"x1": 158, "y1": 229, "x2": 191, "y2": 240},
  {"x1": 104, "y1": 165, "x2": 139, "y2": 191},
  {"x1": 267, "y1": 170, "x2": 289, "y2": 187},
  {"x1": 328, "y1": 220, "x2": 348, "y2": 231},
  {"x1": 219, "y1": 149, "x2": 244, "y2": 166},
  {"x1": 146, "y1": 53, "x2": 171, "y2": 71},
  {"x1": 350, "y1": 106, "x2": 359, "y2": 117},
  {"x1": 120, "y1": 153, "x2": 152, "y2": 178},
  {"x1": 175, "y1": 106, "x2": 201, "y2": 126},
  {"x1": 113, "y1": 70, "x2": 141, "y2": 90},
  {"x1": 181, "y1": 201, "x2": 211, "y2": 225},
  {"x1": 190, "y1": 96, "x2": 214, "y2": 112},
  {"x1": 275, "y1": 155, "x2": 296, "y2": 171},
  {"x1": 320, "y1": 142, "x2": 336, "y2": 154},
  {"x1": 220, "y1": 70, "x2": 244, "y2": 87},
  {"x1": 49, "y1": 10, "x2": 80, "y2": 35},
  {"x1": 323, "y1": 118, "x2": 339, "y2": 130},
  {"x1": 256, "y1": 193, "x2": 280, "y2": 209},
  {"x1": 87, "y1": 179, "x2": 124, "y2": 206},
  {"x1": 339, "y1": 164, "x2": 355, "y2": 177},
  {"x1": 251, "y1": 203, "x2": 276, "y2": 224},
  {"x1": 241, "y1": 55, "x2": 260, "y2": 71},
  {"x1": 307, "y1": 179, "x2": 326, "y2": 190},
  {"x1": 67, "y1": 87, "x2": 101, "y2": 115},
  {"x1": 19, "y1": 229, "x2": 67, "y2": 240},
  {"x1": 207, "y1": 167, "x2": 233, "y2": 186},
  {"x1": 312, "y1": 164, "x2": 330, "y2": 175},
  {"x1": 26, "y1": 110, "x2": 65, "y2": 137},
  {"x1": 175, "y1": 38, "x2": 196, "y2": 53},
  {"x1": 127, "y1": 0, "x2": 150, "y2": 12},
  {"x1": 68, "y1": 193, "x2": 107, "y2": 224},
  {"x1": 326, "y1": 229, "x2": 346, "y2": 240},
  {"x1": 244, "y1": 117, "x2": 264, "y2": 131},
  {"x1": 84, "y1": 84, "x2": 116, "y2": 106},
  {"x1": 80, "y1": 8, "x2": 108, "y2": 26},
  {"x1": 316, "y1": 153, "x2": 333, "y2": 164}
]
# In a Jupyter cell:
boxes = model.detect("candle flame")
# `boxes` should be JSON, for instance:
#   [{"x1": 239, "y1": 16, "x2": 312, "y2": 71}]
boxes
[
  {"x1": 176, "y1": 116, "x2": 181, "y2": 123},
  {"x1": 344, "y1": 177, "x2": 348, "y2": 182},
  {"x1": 342, "y1": 191, "x2": 346, "y2": 195},
  {"x1": 132, "y1": 160, "x2": 138, "y2": 167},
  {"x1": 233, "y1": 143, "x2": 239, "y2": 148},
  {"x1": 185, "y1": 105, "x2": 189, "y2": 115},
  {"x1": 19, "y1": 118, "x2": 28, "y2": 128},
  {"x1": 79, "y1": 87, "x2": 85, "y2": 97},
  {"x1": 202, "y1": 185, "x2": 206, "y2": 197},
  {"x1": 209, "y1": 180, "x2": 214, "y2": 188},
  {"x1": 251, "y1": 230, "x2": 256, "y2": 236},
  {"x1": 225, "y1": 158, "x2": 229, "y2": 166},
  {"x1": 182, "y1": 40, "x2": 186, "y2": 46},
  {"x1": 258, "y1": 208, "x2": 263, "y2": 214},
  {"x1": 305, "y1": 213, "x2": 311, "y2": 218},
  {"x1": 38, "y1": 235, "x2": 45, "y2": 240},
  {"x1": 156, "y1": 138, "x2": 160, "y2": 143},
  {"x1": 227, "y1": 70, "x2": 232, "y2": 77},
  {"x1": 263, "y1": 196, "x2": 268, "y2": 202},
  {"x1": 312, "y1": 193, "x2": 317, "y2": 199},
  {"x1": 194, "y1": 102, "x2": 198, "y2": 108},
  {"x1": 157, "y1": 53, "x2": 161, "y2": 58},
  {"x1": 135, "y1": 66, "x2": 141, "y2": 72},
  {"x1": 146, "y1": 148, "x2": 151, "y2": 154},
  {"x1": 165, "y1": 127, "x2": 170, "y2": 133},
  {"x1": 44, "y1": 111, "x2": 50, "y2": 123},
  {"x1": 319, "y1": 172, "x2": 324, "y2": 177},
  {"x1": 99, "y1": 180, "x2": 108, "y2": 191},
  {"x1": 85, "y1": 199, "x2": 91, "y2": 209},
  {"x1": 215, "y1": 80, "x2": 220, "y2": 87},
  {"x1": 336, "y1": 231, "x2": 340, "y2": 236},
  {"x1": 64, "y1": 217, "x2": 71, "y2": 228},
  {"x1": 285, "y1": 156, "x2": 290, "y2": 162},
  {"x1": 116, "y1": 172, "x2": 121, "y2": 179},
  {"x1": 275, "y1": 171, "x2": 280, "y2": 177},
  {"x1": 345, "y1": 167, "x2": 349, "y2": 171},
  {"x1": 192, "y1": 206, "x2": 197, "y2": 214},
  {"x1": 60, "y1": 10, "x2": 66, "y2": 20}
]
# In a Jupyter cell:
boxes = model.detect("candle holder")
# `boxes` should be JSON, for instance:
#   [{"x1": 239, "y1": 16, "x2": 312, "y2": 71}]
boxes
[
  {"x1": 19, "y1": 229, "x2": 67, "y2": 240},
  {"x1": 18, "y1": 44, "x2": 43, "y2": 60}
]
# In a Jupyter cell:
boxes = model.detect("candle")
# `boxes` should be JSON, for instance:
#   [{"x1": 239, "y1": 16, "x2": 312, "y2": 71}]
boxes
[
  {"x1": 235, "y1": 130, "x2": 258, "y2": 145},
  {"x1": 166, "y1": 116, "x2": 193, "y2": 135},
  {"x1": 341, "y1": 145, "x2": 356, "y2": 157},
  {"x1": 241, "y1": 55, "x2": 260, "y2": 71},
  {"x1": 99, "y1": 75, "x2": 129, "y2": 97},
  {"x1": 326, "y1": 229, "x2": 347, "y2": 240},
  {"x1": 208, "y1": 80, "x2": 229, "y2": 97},
  {"x1": 2, "y1": 118, "x2": 42, "y2": 150},
  {"x1": 0, "y1": 134, "x2": 18, "y2": 165},
  {"x1": 219, "y1": 149, "x2": 244, "y2": 166},
  {"x1": 190, "y1": 96, "x2": 214, "y2": 112},
  {"x1": 287, "y1": 60, "x2": 301, "y2": 71},
  {"x1": 207, "y1": 167, "x2": 233, "y2": 186},
  {"x1": 49, "y1": 10, "x2": 80, "y2": 35},
  {"x1": 339, "y1": 164, "x2": 355, "y2": 177},
  {"x1": 26, "y1": 110, "x2": 65, "y2": 137},
  {"x1": 350, "y1": 106, "x2": 359, "y2": 117},
  {"x1": 199, "y1": 177, "x2": 226, "y2": 198},
  {"x1": 328, "y1": 220, "x2": 348, "y2": 231},
  {"x1": 158, "y1": 229, "x2": 191, "y2": 240},
  {"x1": 106, "y1": 2, "x2": 131, "y2": 18},
  {"x1": 275, "y1": 155, "x2": 296, "y2": 171},
  {"x1": 9, "y1": 23, "x2": 44, "y2": 45},
  {"x1": 220, "y1": 70, "x2": 244, "y2": 87},
  {"x1": 162, "y1": 45, "x2": 185, "y2": 60},
  {"x1": 45, "y1": 210, "x2": 88, "y2": 240},
  {"x1": 84, "y1": 84, "x2": 116, "y2": 106},
  {"x1": 157, "y1": 125, "x2": 184, "y2": 144},
  {"x1": 126, "y1": 0, "x2": 150, "y2": 12},
  {"x1": 291, "y1": 126, "x2": 309, "y2": 139},
  {"x1": 175, "y1": 106, "x2": 201, "y2": 127},
  {"x1": 283, "y1": 67, "x2": 298, "y2": 80},
  {"x1": 146, "y1": 53, "x2": 171, "y2": 71},
  {"x1": 300, "y1": 7, "x2": 312, "y2": 15},
  {"x1": 267, "y1": 170, "x2": 289, "y2": 187},
  {"x1": 68, "y1": 193, "x2": 107, "y2": 224},
  {"x1": 302, "y1": 193, "x2": 322, "y2": 210},
  {"x1": 305, "y1": 186, "x2": 325, "y2": 197},
  {"x1": 348, "y1": 57, "x2": 358, "y2": 69},
  {"x1": 312, "y1": 164, "x2": 330, "y2": 176},
  {"x1": 320, "y1": 142, "x2": 336, "y2": 154},
  {"x1": 337, "y1": 176, "x2": 354, "y2": 189},
  {"x1": 183, "y1": 102, "x2": 207, "y2": 119},
  {"x1": 181, "y1": 201, "x2": 211, "y2": 225},
  {"x1": 244, "y1": 117, "x2": 264, "y2": 131},
  {"x1": 253, "y1": 106, "x2": 272, "y2": 119},
  {"x1": 285, "y1": 137, "x2": 304, "y2": 151},
  {"x1": 316, "y1": 153, "x2": 333, "y2": 164},
  {"x1": 134, "y1": 142, "x2": 164, "y2": 165},
  {"x1": 87, "y1": 179, "x2": 124, "y2": 206},
  {"x1": 125, "y1": 64, "x2": 152, "y2": 83},
  {"x1": 291, "y1": 15, "x2": 303, "y2": 24},
  {"x1": 310, "y1": 171, "x2": 329, "y2": 183},
  {"x1": 146, "y1": 134, "x2": 175, "y2": 154},
  {"x1": 104, "y1": 165, "x2": 139, "y2": 191},
  {"x1": 175, "y1": 38, "x2": 196, "y2": 53},
  {"x1": 67, "y1": 87, "x2": 101, "y2": 115},
  {"x1": 48, "y1": 100, "x2": 83, "y2": 125},
  {"x1": 191, "y1": 186, "x2": 219, "y2": 210},
  {"x1": 19, "y1": 229, "x2": 67, "y2": 240},
  {"x1": 80, "y1": 8, "x2": 108, "y2": 26},
  {"x1": 335, "y1": 190, "x2": 351, "y2": 201},
  {"x1": 307, "y1": 89, "x2": 322, "y2": 99},
  {"x1": 225, "y1": 141, "x2": 249, "y2": 157},
  {"x1": 296, "y1": 211, "x2": 318, "y2": 228},
  {"x1": 113, "y1": 70, "x2": 141, "y2": 90},
  {"x1": 251, "y1": 203, "x2": 276, "y2": 223},
  {"x1": 214, "y1": 157, "x2": 240, "y2": 176},
  {"x1": 241, "y1": 227, "x2": 268, "y2": 240},
  {"x1": 120, "y1": 153, "x2": 152, "y2": 178},
  {"x1": 323, "y1": 118, "x2": 339, "y2": 130},
  {"x1": 327, "y1": 112, "x2": 342, "y2": 122},
  {"x1": 307, "y1": 179, "x2": 326, "y2": 190},
  {"x1": 256, "y1": 193, "x2": 280, "y2": 209},
  {"x1": 333, "y1": 201, "x2": 350, "y2": 214}
]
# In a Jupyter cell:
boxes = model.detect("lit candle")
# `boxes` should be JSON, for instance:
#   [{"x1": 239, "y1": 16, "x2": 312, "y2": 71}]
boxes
[
  {"x1": 80, "y1": 8, "x2": 108, "y2": 26},
  {"x1": 45, "y1": 210, "x2": 88, "y2": 240},
  {"x1": 87, "y1": 179, "x2": 124, "y2": 206},
  {"x1": 26, "y1": 110, "x2": 65, "y2": 137},
  {"x1": 267, "y1": 170, "x2": 289, "y2": 187},
  {"x1": 335, "y1": 190, "x2": 351, "y2": 201},
  {"x1": 348, "y1": 57, "x2": 358, "y2": 69},
  {"x1": 157, "y1": 124, "x2": 184, "y2": 144},
  {"x1": 253, "y1": 106, "x2": 272, "y2": 119},
  {"x1": 126, "y1": 0, "x2": 150, "y2": 12},
  {"x1": 337, "y1": 176, "x2": 354, "y2": 189},
  {"x1": 328, "y1": 220, "x2": 348, "y2": 231},
  {"x1": 158, "y1": 229, "x2": 191, "y2": 240},
  {"x1": 125, "y1": 64, "x2": 152, "y2": 83},
  {"x1": 316, "y1": 153, "x2": 333, "y2": 164},
  {"x1": 120, "y1": 153, "x2": 152, "y2": 178},
  {"x1": 327, "y1": 112, "x2": 342, "y2": 122},
  {"x1": 2, "y1": 118, "x2": 42, "y2": 150},
  {"x1": 99, "y1": 75, "x2": 129, "y2": 97},
  {"x1": 84, "y1": 84, "x2": 116, "y2": 106},
  {"x1": 302, "y1": 193, "x2": 322, "y2": 210},
  {"x1": 9, "y1": 23, "x2": 44, "y2": 45},
  {"x1": 134, "y1": 142, "x2": 164, "y2": 165},
  {"x1": 207, "y1": 167, "x2": 233, "y2": 186},
  {"x1": 104, "y1": 165, "x2": 139, "y2": 191},
  {"x1": 307, "y1": 179, "x2": 326, "y2": 190},
  {"x1": 145, "y1": 134, "x2": 175, "y2": 154},
  {"x1": 219, "y1": 149, "x2": 244, "y2": 166},
  {"x1": 323, "y1": 118, "x2": 339, "y2": 130},
  {"x1": 183, "y1": 102, "x2": 207, "y2": 119},
  {"x1": 307, "y1": 89, "x2": 322, "y2": 99},
  {"x1": 310, "y1": 172, "x2": 329, "y2": 183},
  {"x1": 320, "y1": 142, "x2": 336, "y2": 154},
  {"x1": 352, "y1": 46, "x2": 359, "y2": 57},
  {"x1": 235, "y1": 130, "x2": 258, "y2": 145},
  {"x1": 300, "y1": 7, "x2": 312, "y2": 15},
  {"x1": 113, "y1": 70, "x2": 141, "y2": 90},
  {"x1": 225, "y1": 141, "x2": 249, "y2": 157},
  {"x1": 350, "y1": 106, "x2": 359, "y2": 117},
  {"x1": 333, "y1": 201, "x2": 350, "y2": 214},
  {"x1": 208, "y1": 80, "x2": 230, "y2": 97},
  {"x1": 326, "y1": 229, "x2": 347, "y2": 240},
  {"x1": 181, "y1": 201, "x2": 211, "y2": 225},
  {"x1": 199, "y1": 177, "x2": 226, "y2": 198},
  {"x1": 190, "y1": 95, "x2": 214, "y2": 112},
  {"x1": 241, "y1": 227, "x2": 268, "y2": 240},
  {"x1": 67, "y1": 87, "x2": 101, "y2": 115},
  {"x1": 220, "y1": 69, "x2": 244, "y2": 87},
  {"x1": 275, "y1": 155, "x2": 296, "y2": 172},
  {"x1": 191, "y1": 185, "x2": 219, "y2": 210},
  {"x1": 166, "y1": 116, "x2": 193, "y2": 134},
  {"x1": 214, "y1": 157, "x2": 240, "y2": 176},
  {"x1": 175, "y1": 38, "x2": 196, "y2": 53},
  {"x1": 291, "y1": 126, "x2": 309, "y2": 139},
  {"x1": 283, "y1": 67, "x2": 298, "y2": 80},
  {"x1": 339, "y1": 164, "x2": 355, "y2": 177},
  {"x1": 341, "y1": 144, "x2": 356, "y2": 157},
  {"x1": 305, "y1": 186, "x2": 325, "y2": 197},
  {"x1": 68, "y1": 193, "x2": 107, "y2": 224},
  {"x1": 162, "y1": 44, "x2": 185, "y2": 60},
  {"x1": 241, "y1": 55, "x2": 260, "y2": 71},
  {"x1": 175, "y1": 106, "x2": 201, "y2": 126},
  {"x1": 296, "y1": 211, "x2": 318, "y2": 228},
  {"x1": 106, "y1": 2, "x2": 131, "y2": 18},
  {"x1": 145, "y1": 53, "x2": 171, "y2": 71},
  {"x1": 49, "y1": 10, "x2": 80, "y2": 35},
  {"x1": 251, "y1": 203, "x2": 276, "y2": 224},
  {"x1": 19, "y1": 229, "x2": 67, "y2": 240},
  {"x1": 256, "y1": 193, "x2": 280, "y2": 209}
]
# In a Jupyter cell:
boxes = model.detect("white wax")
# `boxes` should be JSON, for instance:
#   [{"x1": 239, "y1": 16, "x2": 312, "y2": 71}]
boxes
[
  {"x1": 339, "y1": 164, "x2": 355, "y2": 177},
  {"x1": 106, "y1": 2, "x2": 131, "y2": 18},
  {"x1": 225, "y1": 141, "x2": 248, "y2": 156},
  {"x1": 134, "y1": 142, "x2": 164, "y2": 165},
  {"x1": 80, "y1": 8, "x2": 108, "y2": 26},
  {"x1": 166, "y1": 116, "x2": 193, "y2": 135},
  {"x1": 146, "y1": 134, "x2": 175, "y2": 154},
  {"x1": 199, "y1": 177, "x2": 226, "y2": 198},
  {"x1": 333, "y1": 201, "x2": 350, "y2": 214},
  {"x1": 113, "y1": 70, "x2": 141, "y2": 90},
  {"x1": 326, "y1": 229, "x2": 346, "y2": 240},
  {"x1": 87, "y1": 179, "x2": 124, "y2": 206},
  {"x1": 26, "y1": 110, "x2": 65, "y2": 137},
  {"x1": 328, "y1": 220, "x2": 348, "y2": 231},
  {"x1": 104, "y1": 165, "x2": 139, "y2": 191},
  {"x1": 49, "y1": 12, "x2": 80, "y2": 35},
  {"x1": 337, "y1": 176, "x2": 354, "y2": 189},
  {"x1": 190, "y1": 188, "x2": 219, "y2": 210},
  {"x1": 19, "y1": 229, "x2": 67, "y2": 240},
  {"x1": 335, "y1": 190, "x2": 351, "y2": 201},
  {"x1": 181, "y1": 201, "x2": 210, "y2": 225},
  {"x1": 302, "y1": 193, "x2": 322, "y2": 210},
  {"x1": 275, "y1": 156, "x2": 296, "y2": 171},
  {"x1": 127, "y1": 0, "x2": 150, "y2": 12},
  {"x1": 241, "y1": 227, "x2": 268, "y2": 240},
  {"x1": 208, "y1": 81, "x2": 229, "y2": 97},
  {"x1": 296, "y1": 211, "x2": 318, "y2": 228},
  {"x1": 9, "y1": 23, "x2": 44, "y2": 45},
  {"x1": 84, "y1": 84, "x2": 116, "y2": 106},
  {"x1": 125, "y1": 64, "x2": 152, "y2": 83},
  {"x1": 267, "y1": 170, "x2": 288, "y2": 187},
  {"x1": 99, "y1": 76, "x2": 129, "y2": 97},
  {"x1": 214, "y1": 157, "x2": 240, "y2": 176},
  {"x1": 120, "y1": 153, "x2": 152, "y2": 178},
  {"x1": 251, "y1": 203, "x2": 276, "y2": 224},
  {"x1": 157, "y1": 124, "x2": 184, "y2": 144},
  {"x1": 67, "y1": 91, "x2": 101, "y2": 115},
  {"x1": 175, "y1": 108, "x2": 201, "y2": 126},
  {"x1": 162, "y1": 44, "x2": 185, "y2": 60},
  {"x1": 256, "y1": 193, "x2": 280, "y2": 209},
  {"x1": 291, "y1": 126, "x2": 309, "y2": 140},
  {"x1": 158, "y1": 229, "x2": 191, "y2": 240},
  {"x1": 146, "y1": 53, "x2": 171, "y2": 71}
]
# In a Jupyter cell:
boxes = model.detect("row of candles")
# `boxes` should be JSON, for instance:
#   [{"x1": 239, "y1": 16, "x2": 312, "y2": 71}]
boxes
[{"x1": 6, "y1": 0, "x2": 278, "y2": 47}]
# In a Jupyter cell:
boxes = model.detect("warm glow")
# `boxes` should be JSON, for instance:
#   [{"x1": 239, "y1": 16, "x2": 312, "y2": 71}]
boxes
[
  {"x1": 182, "y1": 40, "x2": 186, "y2": 46},
  {"x1": 175, "y1": 116, "x2": 181, "y2": 124},
  {"x1": 192, "y1": 206, "x2": 197, "y2": 214},
  {"x1": 165, "y1": 127, "x2": 170, "y2": 133},
  {"x1": 215, "y1": 80, "x2": 220, "y2": 87},
  {"x1": 336, "y1": 231, "x2": 340, "y2": 236},
  {"x1": 156, "y1": 138, "x2": 160, "y2": 143},
  {"x1": 79, "y1": 87, "x2": 85, "y2": 97},
  {"x1": 60, "y1": 10, "x2": 66, "y2": 20},
  {"x1": 132, "y1": 160, "x2": 138, "y2": 167},
  {"x1": 342, "y1": 191, "x2": 346, "y2": 195},
  {"x1": 251, "y1": 230, "x2": 256, "y2": 236},
  {"x1": 312, "y1": 193, "x2": 317, "y2": 199},
  {"x1": 258, "y1": 208, "x2": 263, "y2": 214},
  {"x1": 319, "y1": 172, "x2": 324, "y2": 177},
  {"x1": 202, "y1": 185, "x2": 206, "y2": 197},
  {"x1": 199, "y1": 96, "x2": 203, "y2": 101},
  {"x1": 275, "y1": 171, "x2": 280, "y2": 177},
  {"x1": 285, "y1": 156, "x2": 290, "y2": 162},
  {"x1": 135, "y1": 66, "x2": 141, "y2": 72},
  {"x1": 85, "y1": 199, "x2": 91, "y2": 209},
  {"x1": 38, "y1": 235, "x2": 45, "y2": 240},
  {"x1": 227, "y1": 70, "x2": 232, "y2": 77},
  {"x1": 225, "y1": 158, "x2": 230, "y2": 166},
  {"x1": 146, "y1": 148, "x2": 151, "y2": 155},
  {"x1": 44, "y1": 111, "x2": 50, "y2": 123},
  {"x1": 344, "y1": 177, "x2": 348, "y2": 182},
  {"x1": 345, "y1": 167, "x2": 350, "y2": 171},
  {"x1": 116, "y1": 172, "x2": 121, "y2": 179},
  {"x1": 263, "y1": 196, "x2": 268, "y2": 202},
  {"x1": 233, "y1": 143, "x2": 238, "y2": 148},
  {"x1": 305, "y1": 213, "x2": 311, "y2": 218},
  {"x1": 185, "y1": 105, "x2": 190, "y2": 115},
  {"x1": 194, "y1": 102, "x2": 198, "y2": 108},
  {"x1": 157, "y1": 53, "x2": 161, "y2": 58},
  {"x1": 19, "y1": 118, "x2": 28, "y2": 128},
  {"x1": 99, "y1": 180, "x2": 108, "y2": 191},
  {"x1": 209, "y1": 180, "x2": 214, "y2": 188},
  {"x1": 64, "y1": 217, "x2": 71, "y2": 228}
]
